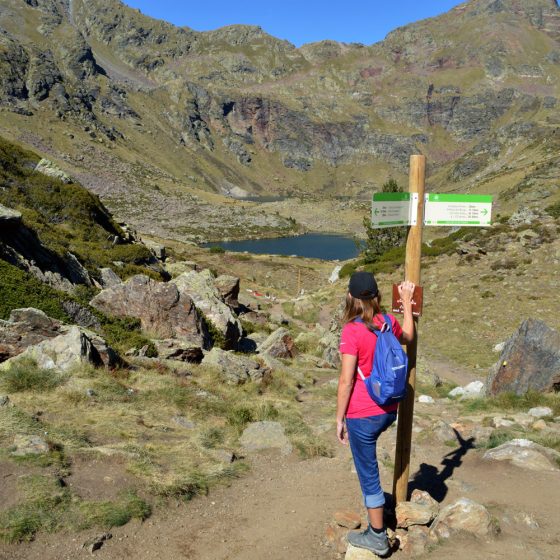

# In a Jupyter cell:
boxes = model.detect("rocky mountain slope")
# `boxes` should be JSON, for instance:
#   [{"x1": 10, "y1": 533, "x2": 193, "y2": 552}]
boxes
[{"x1": 0, "y1": 0, "x2": 559, "y2": 241}]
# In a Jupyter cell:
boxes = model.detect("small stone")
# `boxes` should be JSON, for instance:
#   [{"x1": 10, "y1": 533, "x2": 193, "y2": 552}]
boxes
[
  {"x1": 492, "y1": 417, "x2": 515, "y2": 428},
  {"x1": 83, "y1": 532, "x2": 112, "y2": 553},
  {"x1": 345, "y1": 544, "x2": 379, "y2": 559},
  {"x1": 172, "y1": 416, "x2": 196, "y2": 429},
  {"x1": 418, "y1": 395, "x2": 435, "y2": 404},
  {"x1": 493, "y1": 342, "x2": 505, "y2": 353},
  {"x1": 532, "y1": 419, "x2": 547, "y2": 431},
  {"x1": 334, "y1": 510, "x2": 361, "y2": 529},
  {"x1": 11, "y1": 435, "x2": 49, "y2": 456},
  {"x1": 86, "y1": 389, "x2": 96, "y2": 397},
  {"x1": 0, "y1": 395, "x2": 10, "y2": 407},
  {"x1": 528, "y1": 407, "x2": 553, "y2": 418},
  {"x1": 513, "y1": 512, "x2": 539, "y2": 529},
  {"x1": 448, "y1": 386, "x2": 465, "y2": 398}
]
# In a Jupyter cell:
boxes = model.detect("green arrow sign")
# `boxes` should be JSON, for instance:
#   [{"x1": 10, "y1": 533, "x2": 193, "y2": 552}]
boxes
[
  {"x1": 424, "y1": 193, "x2": 493, "y2": 227},
  {"x1": 371, "y1": 192, "x2": 418, "y2": 228}
]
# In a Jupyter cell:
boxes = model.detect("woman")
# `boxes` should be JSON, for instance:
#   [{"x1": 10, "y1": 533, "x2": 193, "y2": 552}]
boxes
[{"x1": 337, "y1": 271, "x2": 415, "y2": 556}]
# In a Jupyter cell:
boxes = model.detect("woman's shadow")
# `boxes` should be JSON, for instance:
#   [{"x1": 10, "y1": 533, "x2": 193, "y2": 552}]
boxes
[{"x1": 407, "y1": 428, "x2": 476, "y2": 502}]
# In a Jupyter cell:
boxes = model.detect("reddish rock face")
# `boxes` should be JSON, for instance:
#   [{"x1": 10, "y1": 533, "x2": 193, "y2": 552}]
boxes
[
  {"x1": 90, "y1": 275, "x2": 210, "y2": 348},
  {"x1": 487, "y1": 319, "x2": 560, "y2": 396}
]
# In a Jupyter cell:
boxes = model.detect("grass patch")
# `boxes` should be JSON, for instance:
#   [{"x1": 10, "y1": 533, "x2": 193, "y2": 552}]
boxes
[
  {"x1": 462, "y1": 391, "x2": 560, "y2": 416},
  {"x1": 0, "y1": 358, "x2": 65, "y2": 392},
  {"x1": 75, "y1": 491, "x2": 151, "y2": 530},
  {"x1": 0, "y1": 473, "x2": 150, "y2": 543}
]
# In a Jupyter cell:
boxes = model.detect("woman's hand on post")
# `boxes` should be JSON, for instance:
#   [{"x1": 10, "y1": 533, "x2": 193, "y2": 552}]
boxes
[
  {"x1": 398, "y1": 280, "x2": 415, "y2": 308},
  {"x1": 336, "y1": 419, "x2": 347, "y2": 445}
]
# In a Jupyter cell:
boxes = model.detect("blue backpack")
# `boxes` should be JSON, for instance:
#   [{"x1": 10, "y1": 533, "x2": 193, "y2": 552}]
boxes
[{"x1": 354, "y1": 315, "x2": 408, "y2": 406}]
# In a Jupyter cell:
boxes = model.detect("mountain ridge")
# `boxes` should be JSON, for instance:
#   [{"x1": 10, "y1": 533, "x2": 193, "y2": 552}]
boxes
[{"x1": 0, "y1": 0, "x2": 559, "y2": 241}]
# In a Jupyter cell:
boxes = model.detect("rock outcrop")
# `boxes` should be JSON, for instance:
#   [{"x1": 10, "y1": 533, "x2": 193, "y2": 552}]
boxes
[
  {"x1": 201, "y1": 347, "x2": 269, "y2": 384},
  {"x1": 90, "y1": 274, "x2": 210, "y2": 348},
  {"x1": 258, "y1": 327, "x2": 297, "y2": 359},
  {"x1": 0, "y1": 308, "x2": 119, "y2": 371},
  {"x1": 483, "y1": 439, "x2": 560, "y2": 472},
  {"x1": 0, "y1": 308, "x2": 64, "y2": 362},
  {"x1": 173, "y1": 270, "x2": 242, "y2": 349},
  {"x1": 214, "y1": 274, "x2": 240, "y2": 308},
  {"x1": 487, "y1": 319, "x2": 560, "y2": 395}
]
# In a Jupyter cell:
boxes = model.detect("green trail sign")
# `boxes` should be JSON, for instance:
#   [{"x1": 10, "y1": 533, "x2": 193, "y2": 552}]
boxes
[
  {"x1": 423, "y1": 194, "x2": 493, "y2": 227},
  {"x1": 371, "y1": 192, "x2": 419, "y2": 228}
]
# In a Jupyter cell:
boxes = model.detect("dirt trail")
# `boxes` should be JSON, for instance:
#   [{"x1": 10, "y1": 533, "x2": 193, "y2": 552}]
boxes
[{"x1": 2, "y1": 362, "x2": 558, "y2": 560}]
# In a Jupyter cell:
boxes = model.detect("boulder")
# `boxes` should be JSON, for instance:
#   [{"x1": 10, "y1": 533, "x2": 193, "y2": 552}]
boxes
[
  {"x1": 483, "y1": 439, "x2": 560, "y2": 472},
  {"x1": 396, "y1": 501, "x2": 436, "y2": 528},
  {"x1": 165, "y1": 261, "x2": 198, "y2": 277},
  {"x1": 214, "y1": 274, "x2": 240, "y2": 308},
  {"x1": 487, "y1": 319, "x2": 560, "y2": 396},
  {"x1": 90, "y1": 275, "x2": 209, "y2": 348},
  {"x1": 528, "y1": 406, "x2": 553, "y2": 418},
  {"x1": 418, "y1": 395, "x2": 435, "y2": 404},
  {"x1": 173, "y1": 270, "x2": 241, "y2": 349},
  {"x1": 0, "y1": 308, "x2": 64, "y2": 362},
  {"x1": 329, "y1": 265, "x2": 342, "y2": 284},
  {"x1": 401, "y1": 525, "x2": 429, "y2": 556},
  {"x1": 144, "y1": 240, "x2": 166, "y2": 261},
  {"x1": 449, "y1": 380, "x2": 484, "y2": 399},
  {"x1": 154, "y1": 340, "x2": 204, "y2": 363},
  {"x1": 202, "y1": 347, "x2": 268, "y2": 385},
  {"x1": 258, "y1": 327, "x2": 297, "y2": 359},
  {"x1": 429, "y1": 498, "x2": 494, "y2": 540},
  {"x1": 34, "y1": 158, "x2": 72, "y2": 183},
  {"x1": 410, "y1": 489, "x2": 440, "y2": 517},
  {"x1": 61, "y1": 301, "x2": 102, "y2": 330},
  {"x1": 99, "y1": 268, "x2": 122, "y2": 288},
  {"x1": 1, "y1": 325, "x2": 119, "y2": 372},
  {"x1": 0, "y1": 204, "x2": 22, "y2": 225},
  {"x1": 240, "y1": 421, "x2": 292, "y2": 455}
]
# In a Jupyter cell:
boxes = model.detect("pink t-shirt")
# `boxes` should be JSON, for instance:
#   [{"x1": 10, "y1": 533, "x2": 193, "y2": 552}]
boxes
[{"x1": 339, "y1": 314, "x2": 403, "y2": 418}]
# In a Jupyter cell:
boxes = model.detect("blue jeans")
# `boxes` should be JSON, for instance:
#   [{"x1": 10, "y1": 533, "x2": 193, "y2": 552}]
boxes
[{"x1": 346, "y1": 412, "x2": 397, "y2": 509}]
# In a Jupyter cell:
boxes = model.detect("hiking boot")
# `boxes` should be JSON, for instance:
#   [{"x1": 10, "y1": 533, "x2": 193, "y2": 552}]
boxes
[{"x1": 346, "y1": 525, "x2": 390, "y2": 557}]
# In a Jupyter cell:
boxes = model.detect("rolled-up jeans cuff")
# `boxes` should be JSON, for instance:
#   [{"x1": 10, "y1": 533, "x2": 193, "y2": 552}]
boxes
[{"x1": 364, "y1": 491, "x2": 385, "y2": 508}]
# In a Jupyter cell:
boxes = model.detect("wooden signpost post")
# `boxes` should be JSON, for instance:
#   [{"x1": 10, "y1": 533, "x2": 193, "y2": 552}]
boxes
[
  {"x1": 370, "y1": 155, "x2": 493, "y2": 504},
  {"x1": 392, "y1": 154, "x2": 425, "y2": 505}
]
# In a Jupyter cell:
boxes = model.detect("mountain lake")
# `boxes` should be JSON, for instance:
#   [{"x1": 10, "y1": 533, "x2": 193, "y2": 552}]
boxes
[{"x1": 203, "y1": 233, "x2": 361, "y2": 261}]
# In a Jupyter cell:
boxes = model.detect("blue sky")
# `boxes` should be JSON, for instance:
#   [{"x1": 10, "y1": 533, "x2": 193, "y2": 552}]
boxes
[{"x1": 123, "y1": 1, "x2": 464, "y2": 47}]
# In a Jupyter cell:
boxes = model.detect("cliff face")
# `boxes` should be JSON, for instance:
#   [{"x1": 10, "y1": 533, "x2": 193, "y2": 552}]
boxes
[{"x1": 0, "y1": 0, "x2": 559, "y2": 238}]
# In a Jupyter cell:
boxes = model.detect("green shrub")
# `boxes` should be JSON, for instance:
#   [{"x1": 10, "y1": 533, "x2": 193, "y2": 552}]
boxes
[
  {"x1": 101, "y1": 316, "x2": 158, "y2": 357},
  {"x1": 339, "y1": 261, "x2": 359, "y2": 278},
  {"x1": 227, "y1": 406, "x2": 254, "y2": 432},
  {"x1": 199, "y1": 427, "x2": 225, "y2": 449},
  {"x1": 209, "y1": 246, "x2": 225, "y2": 254},
  {"x1": 545, "y1": 201, "x2": 560, "y2": 219},
  {"x1": 0, "y1": 260, "x2": 69, "y2": 321},
  {"x1": 0, "y1": 358, "x2": 65, "y2": 393}
]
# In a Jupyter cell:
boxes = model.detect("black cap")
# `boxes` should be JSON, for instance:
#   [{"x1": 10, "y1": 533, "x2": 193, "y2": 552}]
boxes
[{"x1": 348, "y1": 271, "x2": 378, "y2": 300}]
